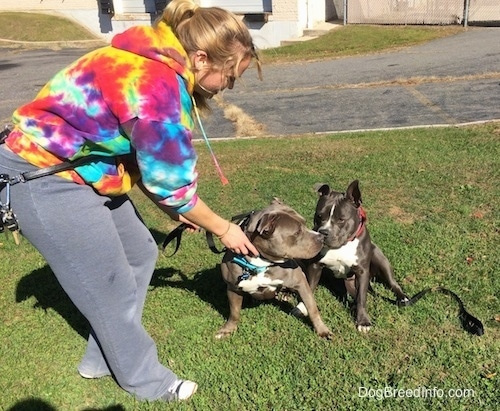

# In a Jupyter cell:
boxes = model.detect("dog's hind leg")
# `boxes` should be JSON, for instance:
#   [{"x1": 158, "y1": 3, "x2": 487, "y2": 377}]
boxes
[{"x1": 371, "y1": 246, "x2": 409, "y2": 305}]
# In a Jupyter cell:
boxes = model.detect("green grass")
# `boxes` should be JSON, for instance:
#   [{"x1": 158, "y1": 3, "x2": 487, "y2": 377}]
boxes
[
  {"x1": 0, "y1": 10, "x2": 497, "y2": 411},
  {"x1": 261, "y1": 25, "x2": 465, "y2": 63},
  {"x1": 1, "y1": 124, "x2": 499, "y2": 410},
  {"x1": 0, "y1": 12, "x2": 98, "y2": 42},
  {"x1": 0, "y1": 12, "x2": 463, "y2": 59}
]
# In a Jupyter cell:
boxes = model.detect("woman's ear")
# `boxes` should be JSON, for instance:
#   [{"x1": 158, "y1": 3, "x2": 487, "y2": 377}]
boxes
[{"x1": 193, "y1": 50, "x2": 209, "y2": 70}]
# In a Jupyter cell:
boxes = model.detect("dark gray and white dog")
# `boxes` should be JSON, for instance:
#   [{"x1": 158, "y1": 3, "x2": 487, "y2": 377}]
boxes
[
  {"x1": 216, "y1": 199, "x2": 333, "y2": 339},
  {"x1": 298, "y1": 180, "x2": 409, "y2": 332}
]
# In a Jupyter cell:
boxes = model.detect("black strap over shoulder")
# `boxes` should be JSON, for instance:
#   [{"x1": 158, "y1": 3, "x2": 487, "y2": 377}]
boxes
[
  {"x1": 8, "y1": 155, "x2": 105, "y2": 185},
  {"x1": 1, "y1": 126, "x2": 109, "y2": 185}
]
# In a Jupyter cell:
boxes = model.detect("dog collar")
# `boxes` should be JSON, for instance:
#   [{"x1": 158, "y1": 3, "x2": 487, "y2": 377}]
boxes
[
  {"x1": 232, "y1": 255, "x2": 269, "y2": 274},
  {"x1": 233, "y1": 254, "x2": 299, "y2": 284},
  {"x1": 347, "y1": 206, "x2": 367, "y2": 242}
]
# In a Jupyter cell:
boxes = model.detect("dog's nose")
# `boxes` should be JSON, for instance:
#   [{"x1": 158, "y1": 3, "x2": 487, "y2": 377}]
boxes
[{"x1": 318, "y1": 229, "x2": 328, "y2": 237}]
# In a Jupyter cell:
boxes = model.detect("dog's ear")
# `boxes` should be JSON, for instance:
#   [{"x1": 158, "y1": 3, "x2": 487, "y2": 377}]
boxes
[
  {"x1": 256, "y1": 213, "x2": 278, "y2": 238},
  {"x1": 346, "y1": 180, "x2": 362, "y2": 207},
  {"x1": 271, "y1": 197, "x2": 284, "y2": 205},
  {"x1": 313, "y1": 183, "x2": 330, "y2": 197}
]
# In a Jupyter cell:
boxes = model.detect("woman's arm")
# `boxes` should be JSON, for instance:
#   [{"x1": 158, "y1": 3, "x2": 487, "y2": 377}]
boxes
[{"x1": 137, "y1": 181, "x2": 258, "y2": 256}]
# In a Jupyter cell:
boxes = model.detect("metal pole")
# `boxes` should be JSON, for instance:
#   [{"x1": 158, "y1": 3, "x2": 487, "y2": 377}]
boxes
[
  {"x1": 343, "y1": 0, "x2": 347, "y2": 25},
  {"x1": 463, "y1": 0, "x2": 470, "y2": 27}
]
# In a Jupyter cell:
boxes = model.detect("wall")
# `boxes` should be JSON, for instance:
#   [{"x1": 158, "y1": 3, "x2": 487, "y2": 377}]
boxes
[{"x1": 0, "y1": 0, "x2": 332, "y2": 49}]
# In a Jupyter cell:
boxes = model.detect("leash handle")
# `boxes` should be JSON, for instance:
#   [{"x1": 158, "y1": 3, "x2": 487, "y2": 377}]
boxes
[
  {"x1": 392, "y1": 286, "x2": 484, "y2": 336},
  {"x1": 162, "y1": 223, "x2": 187, "y2": 256}
]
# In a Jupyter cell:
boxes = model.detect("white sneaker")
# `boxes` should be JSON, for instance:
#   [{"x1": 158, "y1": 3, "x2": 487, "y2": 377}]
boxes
[
  {"x1": 163, "y1": 379, "x2": 198, "y2": 401},
  {"x1": 78, "y1": 370, "x2": 111, "y2": 379},
  {"x1": 176, "y1": 380, "x2": 198, "y2": 400}
]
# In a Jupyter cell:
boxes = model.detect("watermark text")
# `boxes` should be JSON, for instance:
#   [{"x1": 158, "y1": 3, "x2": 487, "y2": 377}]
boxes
[{"x1": 358, "y1": 386, "x2": 475, "y2": 400}]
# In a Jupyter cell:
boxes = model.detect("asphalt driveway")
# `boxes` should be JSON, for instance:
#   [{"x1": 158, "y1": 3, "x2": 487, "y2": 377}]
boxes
[{"x1": 1, "y1": 27, "x2": 499, "y2": 138}]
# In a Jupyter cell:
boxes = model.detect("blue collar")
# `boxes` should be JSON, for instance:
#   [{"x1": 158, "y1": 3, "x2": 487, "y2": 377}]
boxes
[{"x1": 232, "y1": 255, "x2": 269, "y2": 274}]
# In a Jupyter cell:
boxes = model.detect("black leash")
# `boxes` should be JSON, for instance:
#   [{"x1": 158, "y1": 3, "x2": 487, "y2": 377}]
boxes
[
  {"x1": 0, "y1": 126, "x2": 11, "y2": 144},
  {"x1": 162, "y1": 210, "x2": 255, "y2": 256},
  {"x1": 161, "y1": 223, "x2": 188, "y2": 257},
  {"x1": 408, "y1": 286, "x2": 484, "y2": 336},
  {"x1": 1, "y1": 126, "x2": 106, "y2": 186},
  {"x1": 7, "y1": 155, "x2": 105, "y2": 185},
  {"x1": 372, "y1": 286, "x2": 484, "y2": 336}
]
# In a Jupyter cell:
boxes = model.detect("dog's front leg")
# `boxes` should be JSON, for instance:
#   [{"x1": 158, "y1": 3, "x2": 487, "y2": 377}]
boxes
[
  {"x1": 294, "y1": 274, "x2": 333, "y2": 339},
  {"x1": 291, "y1": 261, "x2": 324, "y2": 318},
  {"x1": 305, "y1": 261, "x2": 323, "y2": 293},
  {"x1": 215, "y1": 288, "x2": 244, "y2": 339},
  {"x1": 354, "y1": 266, "x2": 372, "y2": 333}
]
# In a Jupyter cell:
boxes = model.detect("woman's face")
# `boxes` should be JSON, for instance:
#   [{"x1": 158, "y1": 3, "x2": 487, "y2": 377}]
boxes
[{"x1": 193, "y1": 52, "x2": 252, "y2": 98}]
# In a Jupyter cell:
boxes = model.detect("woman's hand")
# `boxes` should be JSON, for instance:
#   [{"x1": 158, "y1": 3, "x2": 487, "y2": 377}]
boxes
[
  {"x1": 217, "y1": 222, "x2": 258, "y2": 257},
  {"x1": 177, "y1": 214, "x2": 200, "y2": 233}
]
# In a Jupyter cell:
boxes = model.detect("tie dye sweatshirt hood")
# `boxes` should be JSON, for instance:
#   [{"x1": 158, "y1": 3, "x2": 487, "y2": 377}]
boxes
[{"x1": 6, "y1": 21, "x2": 199, "y2": 213}]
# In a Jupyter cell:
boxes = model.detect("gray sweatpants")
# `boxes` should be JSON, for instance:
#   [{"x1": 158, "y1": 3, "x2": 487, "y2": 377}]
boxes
[{"x1": 0, "y1": 145, "x2": 177, "y2": 400}]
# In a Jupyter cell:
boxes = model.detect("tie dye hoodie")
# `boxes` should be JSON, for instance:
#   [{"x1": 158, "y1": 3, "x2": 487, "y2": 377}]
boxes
[{"x1": 6, "y1": 21, "x2": 199, "y2": 213}]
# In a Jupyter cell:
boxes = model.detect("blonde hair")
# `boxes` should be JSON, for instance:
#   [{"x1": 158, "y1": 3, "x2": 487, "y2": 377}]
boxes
[{"x1": 155, "y1": 0, "x2": 262, "y2": 111}]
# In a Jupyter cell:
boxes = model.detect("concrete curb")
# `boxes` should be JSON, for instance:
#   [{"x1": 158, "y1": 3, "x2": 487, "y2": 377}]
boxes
[{"x1": 0, "y1": 38, "x2": 107, "y2": 49}]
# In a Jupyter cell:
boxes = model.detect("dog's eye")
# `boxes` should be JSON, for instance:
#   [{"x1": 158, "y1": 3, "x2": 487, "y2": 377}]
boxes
[{"x1": 261, "y1": 229, "x2": 272, "y2": 238}]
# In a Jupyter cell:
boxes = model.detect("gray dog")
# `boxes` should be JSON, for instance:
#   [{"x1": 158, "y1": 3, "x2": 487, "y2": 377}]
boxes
[
  {"x1": 298, "y1": 180, "x2": 409, "y2": 332},
  {"x1": 216, "y1": 199, "x2": 333, "y2": 339}
]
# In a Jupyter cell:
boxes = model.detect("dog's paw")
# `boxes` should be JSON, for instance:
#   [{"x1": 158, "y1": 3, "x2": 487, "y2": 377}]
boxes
[
  {"x1": 215, "y1": 331, "x2": 232, "y2": 339},
  {"x1": 319, "y1": 329, "x2": 334, "y2": 340},
  {"x1": 290, "y1": 302, "x2": 309, "y2": 318},
  {"x1": 215, "y1": 325, "x2": 237, "y2": 339},
  {"x1": 357, "y1": 324, "x2": 372, "y2": 333},
  {"x1": 290, "y1": 307, "x2": 306, "y2": 318}
]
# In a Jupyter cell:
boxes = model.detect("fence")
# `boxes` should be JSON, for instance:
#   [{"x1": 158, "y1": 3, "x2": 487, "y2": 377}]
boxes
[{"x1": 346, "y1": 0, "x2": 500, "y2": 26}]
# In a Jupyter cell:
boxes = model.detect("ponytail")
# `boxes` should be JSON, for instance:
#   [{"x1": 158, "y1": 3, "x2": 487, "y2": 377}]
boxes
[{"x1": 160, "y1": 0, "x2": 199, "y2": 35}]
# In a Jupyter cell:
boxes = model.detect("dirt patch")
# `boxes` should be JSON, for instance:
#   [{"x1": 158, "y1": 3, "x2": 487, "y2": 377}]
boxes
[
  {"x1": 214, "y1": 95, "x2": 266, "y2": 137},
  {"x1": 388, "y1": 205, "x2": 415, "y2": 225}
]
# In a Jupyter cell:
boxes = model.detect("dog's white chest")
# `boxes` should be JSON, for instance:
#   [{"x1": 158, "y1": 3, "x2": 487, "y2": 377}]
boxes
[
  {"x1": 238, "y1": 270, "x2": 284, "y2": 294},
  {"x1": 319, "y1": 239, "x2": 360, "y2": 278},
  {"x1": 236, "y1": 257, "x2": 284, "y2": 294}
]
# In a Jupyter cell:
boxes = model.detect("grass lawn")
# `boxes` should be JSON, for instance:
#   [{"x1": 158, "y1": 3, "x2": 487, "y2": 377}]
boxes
[
  {"x1": 1, "y1": 123, "x2": 499, "y2": 410},
  {"x1": 0, "y1": 9, "x2": 498, "y2": 411}
]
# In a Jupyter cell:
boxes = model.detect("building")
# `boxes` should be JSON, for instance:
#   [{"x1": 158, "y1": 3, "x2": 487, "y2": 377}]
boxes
[{"x1": 0, "y1": 0, "x2": 343, "y2": 49}]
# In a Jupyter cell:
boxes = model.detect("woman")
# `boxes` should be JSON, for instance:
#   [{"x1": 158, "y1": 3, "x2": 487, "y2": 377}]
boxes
[{"x1": 0, "y1": 0, "x2": 260, "y2": 402}]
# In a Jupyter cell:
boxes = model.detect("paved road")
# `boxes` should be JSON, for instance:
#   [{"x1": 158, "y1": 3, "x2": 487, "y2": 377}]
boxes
[{"x1": 1, "y1": 27, "x2": 499, "y2": 139}]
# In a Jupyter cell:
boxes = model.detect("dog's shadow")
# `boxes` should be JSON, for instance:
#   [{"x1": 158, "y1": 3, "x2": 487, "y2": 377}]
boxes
[
  {"x1": 151, "y1": 264, "x2": 263, "y2": 320},
  {"x1": 14, "y1": 229, "x2": 356, "y2": 338},
  {"x1": 150, "y1": 257, "x2": 356, "y2": 328}
]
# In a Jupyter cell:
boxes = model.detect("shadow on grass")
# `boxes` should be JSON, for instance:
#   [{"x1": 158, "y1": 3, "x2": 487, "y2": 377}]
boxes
[
  {"x1": 12, "y1": 228, "x2": 354, "y2": 340},
  {"x1": 150, "y1": 248, "x2": 355, "y2": 332},
  {"x1": 15, "y1": 265, "x2": 89, "y2": 339},
  {"x1": 7, "y1": 398, "x2": 125, "y2": 410}
]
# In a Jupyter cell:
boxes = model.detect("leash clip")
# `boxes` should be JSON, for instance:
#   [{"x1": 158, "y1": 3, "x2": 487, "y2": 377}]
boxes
[
  {"x1": 236, "y1": 270, "x2": 251, "y2": 284},
  {"x1": 0, "y1": 174, "x2": 20, "y2": 243}
]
